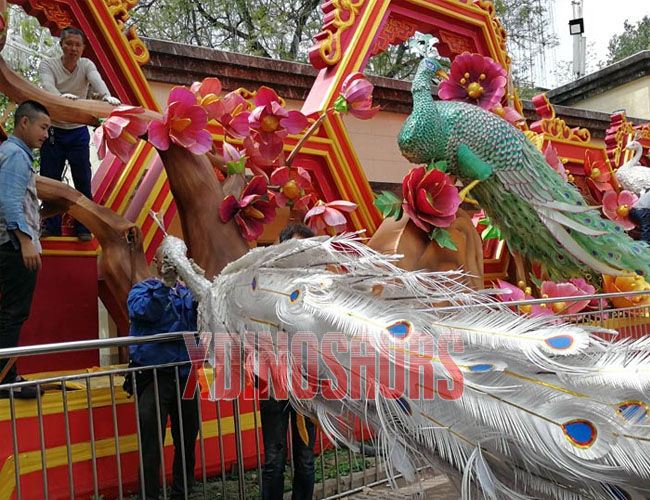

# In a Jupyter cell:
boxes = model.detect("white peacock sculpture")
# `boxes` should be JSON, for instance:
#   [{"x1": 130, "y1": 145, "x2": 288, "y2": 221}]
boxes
[
  {"x1": 615, "y1": 133, "x2": 650, "y2": 196},
  {"x1": 161, "y1": 232, "x2": 650, "y2": 499}
]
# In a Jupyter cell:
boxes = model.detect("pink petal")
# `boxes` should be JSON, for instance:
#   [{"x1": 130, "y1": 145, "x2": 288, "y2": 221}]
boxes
[
  {"x1": 168, "y1": 86, "x2": 198, "y2": 107},
  {"x1": 402, "y1": 203, "x2": 431, "y2": 232},
  {"x1": 190, "y1": 81, "x2": 201, "y2": 93},
  {"x1": 220, "y1": 195, "x2": 241, "y2": 222},
  {"x1": 103, "y1": 115, "x2": 130, "y2": 139},
  {"x1": 187, "y1": 129, "x2": 213, "y2": 154},
  {"x1": 255, "y1": 199, "x2": 276, "y2": 223},
  {"x1": 322, "y1": 207, "x2": 347, "y2": 227},
  {"x1": 270, "y1": 100, "x2": 289, "y2": 119},
  {"x1": 344, "y1": 78, "x2": 373, "y2": 104},
  {"x1": 619, "y1": 190, "x2": 638, "y2": 206},
  {"x1": 236, "y1": 213, "x2": 263, "y2": 241},
  {"x1": 496, "y1": 280, "x2": 525, "y2": 301},
  {"x1": 281, "y1": 111, "x2": 309, "y2": 134},
  {"x1": 184, "y1": 105, "x2": 209, "y2": 130},
  {"x1": 349, "y1": 104, "x2": 380, "y2": 120},
  {"x1": 295, "y1": 167, "x2": 312, "y2": 188},
  {"x1": 225, "y1": 113, "x2": 251, "y2": 139},
  {"x1": 326, "y1": 200, "x2": 356, "y2": 212},
  {"x1": 199, "y1": 77, "x2": 222, "y2": 98},
  {"x1": 258, "y1": 135, "x2": 284, "y2": 161},
  {"x1": 601, "y1": 191, "x2": 618, "y2": 212},
  {"x1": 305, "y1": 204, "x2": 326, "y2": 219},
  {"x1": 270, "y1": 167, "x2": 290, "y2": 186},
  {"x1": 341, "y1": 72, "x2": 364, "y2": 94},
  {"x1": 223, "y1": 142, "x2": 242, "y2": 163},
  {"x1": 254, "y1": 86, "x2": 280, "y2": 107},
  {"x1": 148, "y1": 120, "x2": 171, "y2": 151},
  {"x1": 93, "y1": 127, "x2": 106, "y2": 158},
  {"x1": 243, "y1": 175, "x2": 268, "y2": 197}
]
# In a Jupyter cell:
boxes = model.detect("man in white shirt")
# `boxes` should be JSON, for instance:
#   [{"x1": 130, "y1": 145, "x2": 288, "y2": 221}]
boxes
[{"x1": 38, "y1": 27, "x2": 120, "y2": 241}]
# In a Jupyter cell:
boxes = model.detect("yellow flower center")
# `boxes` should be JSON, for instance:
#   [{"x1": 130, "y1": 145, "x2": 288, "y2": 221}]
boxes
[
  {"x1": 551, "y1": 301, "x2": 567, "y2": 314},
  {"x1": 492, "y1": 105, "x2": 505, "y2": 117},
  {"x1": 171, "y1": 117, "x2": 192, "y2": 133},
  {"x1": 243, "y1": 206, "x2": 265, "y2": 219},
  {"x1": 520, "y1": 305, "x2": 532, "y2": 315},
  {"x1": 590, "y1": 167, "x2": 601, "y2": 179},
  {"x1": 261, "y1": 115, "x2": 280, "y2": 133},
  {"x1": 282, "y1": 179, "x2": 300, "y2": 199},
  {"x1": 617, "y1": 205, "x2": 629, "y2": 217},
  {"x1": 466, "y1": 82, "x2": 484, "y2": 99}
]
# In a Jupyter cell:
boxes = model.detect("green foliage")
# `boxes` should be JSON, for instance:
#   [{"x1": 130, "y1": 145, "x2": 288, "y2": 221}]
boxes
[
  {"x1": 606, "y1": 16, "x2": 650, "y2": 64},
  {"x1": 428, "y1": 159, "x2": 447, "y2": 173},
  {"x1": 373, "y1": 190, "x2": 403, "y2": 220},
  {"x1": 130, "y1": 0, "x2": 551, "y2": 83},
  {"x1": 478, "y1": 216, "x2": 501, "y2": 241},
  {"x1": 429, "y1": 227, "x2": 457, "y2": 251},
  {"x1": 226, "y1": 157, "x2": 246, "y2": 175}
]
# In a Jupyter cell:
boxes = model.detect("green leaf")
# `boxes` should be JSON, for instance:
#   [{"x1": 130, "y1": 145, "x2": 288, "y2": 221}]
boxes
[
  {"x1": 429, "y1": 227, "x2": 457, "y2": 251},
  {"x1": 478, "y1": 216, "x2": 502, "y2": 241},
  {"x1": 226, "y1": 157, "x2": 246, "y2": 175},
  {"x1": 374, "y1": 191, "x2": 403, "y2": 220},
  {"x1": 333, "y1": 95, "x2": 348, "y2": 115},
  {"x1": 433, "y1": 160, "x2": 447, "y2": 173},
  {"x1": 529, "y1": 272, "x2": 542, "y2": 289}
]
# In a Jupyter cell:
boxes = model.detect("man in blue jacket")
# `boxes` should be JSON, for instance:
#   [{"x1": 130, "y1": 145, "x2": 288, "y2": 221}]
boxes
[
  {"x1": 0, "y1": 101, "x2": 50, "y2": 398},
  {"x1": 127, "y1": 246, "x2": 199, "y2": 500}
]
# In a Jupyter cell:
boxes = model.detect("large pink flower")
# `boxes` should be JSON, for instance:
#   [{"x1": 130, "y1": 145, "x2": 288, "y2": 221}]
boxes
[
  {"x1": 148, "y1": 87, "x2": 213, "y2": 154},
  {"x1": 584, "y1": 150, "x2": 614, "y2": 202},
  {"x1": 402, "y1": 167, "x2": 461, "y2": 231},
  {"x1": 220, "y1": 176, "x2": 276, "y2": 241},
  {"x1": 304, "y1": 200, "x2": 357, "y2": 234},
  {"x1": 543, "y1": 143, "x2": 568, "y2": 181},
  {"x1": 248, "y1": 87, "x2": 309, "y2": 161},
  {"x1": 602, "y1": 190, "x2": 638, "y2": 230},
  {"x1": 438, "y1": 53, "x2": 507, "y2": 110},
  {"x1": 270, "y1": 166, "x2": 313, "y2": 208},
  {"x1": 94, "y1": 105, "x2": 149, "y2": 162},
  {"x1": 569, "y1": 277, "x2": 606, "y2": 311},
  {"x1": 540, "y1": 280, "x2": 590, "y2": 315},
  {"x1": 337, "y1": 72, "x2": 380, "y2": 119},
  {"x1": 496, "y1": 280, "x2": 553, "y2": 317}
]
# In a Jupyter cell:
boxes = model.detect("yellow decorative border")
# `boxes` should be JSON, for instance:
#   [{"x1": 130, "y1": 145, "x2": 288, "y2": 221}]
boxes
[{"x1": 314, "y1": 0, "x2": 367, "y2": 67}]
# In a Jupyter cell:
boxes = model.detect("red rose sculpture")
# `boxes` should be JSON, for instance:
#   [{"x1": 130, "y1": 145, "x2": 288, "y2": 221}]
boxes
[{"x1": 402, "y1": 167, "x2": 462, "y2": 231}]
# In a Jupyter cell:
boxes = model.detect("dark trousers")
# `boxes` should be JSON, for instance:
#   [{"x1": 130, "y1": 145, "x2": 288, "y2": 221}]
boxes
[
  {"x1": 137, "y1": 370, "x2": 200, "y2": 500},
  {"x1": 0, "y1": 242, "x2": 38, "y2": 382},
  {"x1": 40, "y1": 126, "x2": 92, "y2": 235},
  {"x1": 630, "y1": 207, "x2": 650, "y2": 242},
  {"x1": 261, "y1": 398, "x2": 316, "y2": 500}
]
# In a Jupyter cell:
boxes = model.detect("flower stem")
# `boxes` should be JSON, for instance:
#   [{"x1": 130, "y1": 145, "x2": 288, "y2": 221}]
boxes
[{"x1": 286, "y1": 108, "x2": 333, "y2": 166}]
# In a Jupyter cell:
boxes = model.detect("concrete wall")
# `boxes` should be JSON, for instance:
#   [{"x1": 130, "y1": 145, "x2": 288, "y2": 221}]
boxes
[{"x1": 572, "y1": 76, "x2": 650, "y2": 120}]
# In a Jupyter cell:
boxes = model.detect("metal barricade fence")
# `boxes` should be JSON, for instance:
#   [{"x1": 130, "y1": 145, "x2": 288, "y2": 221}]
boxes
[
  {"x1": 1, "y1": 288, "x2": 650, "y2": 499},
  {"x1": 0, "y1": 333, "x2": 391, "y2": 500}
]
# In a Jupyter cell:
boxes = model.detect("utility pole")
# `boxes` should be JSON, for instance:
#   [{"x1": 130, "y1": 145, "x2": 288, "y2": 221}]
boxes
[{"x1": 569, "y1": 0, "x2": 586, "y2": 79}]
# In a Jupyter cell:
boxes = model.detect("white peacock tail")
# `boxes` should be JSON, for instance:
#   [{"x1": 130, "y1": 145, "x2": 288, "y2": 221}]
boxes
[{"x1": 162, "y1": 233, "x2": 650, "y2": 499}]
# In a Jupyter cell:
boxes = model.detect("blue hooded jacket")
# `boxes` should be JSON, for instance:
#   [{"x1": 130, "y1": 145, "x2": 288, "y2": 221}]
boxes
[{"x1": 127, "y1": 278, "x2": 197, "y2": 377}]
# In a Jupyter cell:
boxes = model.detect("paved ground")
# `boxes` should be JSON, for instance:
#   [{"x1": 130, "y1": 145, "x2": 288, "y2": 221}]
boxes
[{"x1": 347, "y1": 473, "x2": 460, "y2": 499}]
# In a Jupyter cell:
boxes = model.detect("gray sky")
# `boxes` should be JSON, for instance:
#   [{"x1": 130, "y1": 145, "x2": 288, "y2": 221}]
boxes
[{"x1": 552, "y1": 0, "x2": 649, "y2": 81}]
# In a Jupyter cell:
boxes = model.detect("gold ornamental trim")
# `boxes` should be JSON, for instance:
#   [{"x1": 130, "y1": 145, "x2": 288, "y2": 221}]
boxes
[
  {"x1": 104, "y1": 0, "x2": 150, "y2": 66},
  {"x1": 312, "y1": 0, "x2": 366, "y2": 67}
]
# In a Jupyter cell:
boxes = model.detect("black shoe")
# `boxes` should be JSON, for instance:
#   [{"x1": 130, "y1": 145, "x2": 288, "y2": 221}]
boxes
[{"x1": 0, "y1": 376, "x2": 44, "y2": 399}]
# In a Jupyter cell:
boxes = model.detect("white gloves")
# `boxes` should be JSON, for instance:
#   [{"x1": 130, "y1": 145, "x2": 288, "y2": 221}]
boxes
[
  {"x1": 103, "y1": 95, "x2": 121, "y2": 106},
  {"x1": 60, "y1": 93, "x2": 78, "y2": 100},
  {"x1": 160, "y1": 259, "x2": 178, "y2": 288}
]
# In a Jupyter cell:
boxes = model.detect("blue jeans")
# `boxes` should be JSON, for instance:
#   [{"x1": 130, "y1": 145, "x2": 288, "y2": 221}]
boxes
[
  {"x1": 0, "y1": 242, "x2": 38, "y2": 382},
  {"x1": 40, "y1": 126, "x2": 92, "y2": 235},
  {"x1": 261, "y1": 398, "x2": 316, "y2": 500}
]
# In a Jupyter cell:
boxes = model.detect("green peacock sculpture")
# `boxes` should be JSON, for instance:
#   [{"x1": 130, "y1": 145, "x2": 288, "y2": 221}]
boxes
[{"x1": 398, "y1": 57, "x2": 650, "y2": 282}]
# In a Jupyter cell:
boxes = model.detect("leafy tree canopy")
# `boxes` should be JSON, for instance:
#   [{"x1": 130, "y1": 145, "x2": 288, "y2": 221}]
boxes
[{"x1": 606, "y1": 15, "x2": 650, "y2": 64}]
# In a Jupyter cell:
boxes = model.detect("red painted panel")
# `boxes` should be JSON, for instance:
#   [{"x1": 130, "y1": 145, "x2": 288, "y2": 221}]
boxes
[{"x1": 17, "y1": 255, "x2": 99, "y2": 374}]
